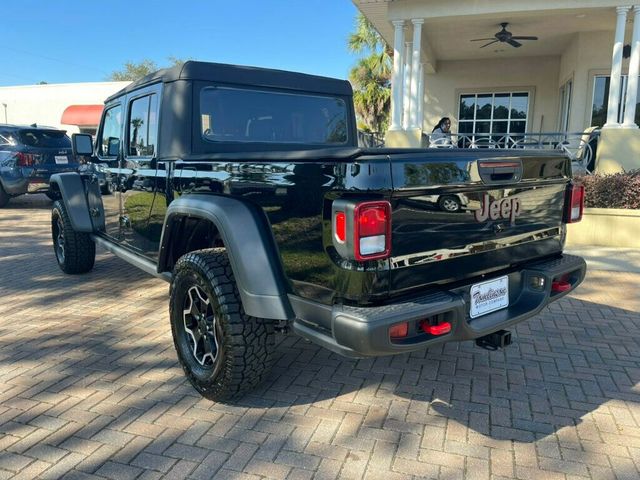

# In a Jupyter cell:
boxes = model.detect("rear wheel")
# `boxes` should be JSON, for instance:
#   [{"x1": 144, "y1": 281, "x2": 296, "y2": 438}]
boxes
[
  {"x1": 170, "y1": 248, "x2": 275, "y2": 402},
  {"x1": 0, "y1": 183, "x2": 9, "y2": 208},
  {"x1": 51, "y1": 200, "x2": 95, "y2": 274}
]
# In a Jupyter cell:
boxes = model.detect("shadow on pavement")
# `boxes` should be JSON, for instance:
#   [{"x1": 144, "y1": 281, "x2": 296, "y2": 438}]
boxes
[{"x1": 1, "y1": 198, "x2": 639, "y2": 478}]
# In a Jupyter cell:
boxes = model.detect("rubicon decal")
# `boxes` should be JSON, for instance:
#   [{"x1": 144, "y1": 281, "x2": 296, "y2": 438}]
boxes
[{"x1": 474, "y1": 193, "x2": 521, "y2": 224}]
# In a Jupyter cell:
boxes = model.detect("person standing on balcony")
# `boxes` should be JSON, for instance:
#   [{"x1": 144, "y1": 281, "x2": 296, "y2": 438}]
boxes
[{"x1": 430, "y1": 117, "x2": 451, "y2": 146}]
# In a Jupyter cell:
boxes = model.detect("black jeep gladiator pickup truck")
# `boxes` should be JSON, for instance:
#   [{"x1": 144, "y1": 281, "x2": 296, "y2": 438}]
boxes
[{"x1": 50, "y1": 61, "x2": 586, "y2": 401}]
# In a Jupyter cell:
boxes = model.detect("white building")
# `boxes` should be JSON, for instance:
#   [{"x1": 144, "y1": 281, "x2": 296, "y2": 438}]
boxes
[
  {"x1": 0, "y1": 81, "x2": 130, "y2": 136},
  {"x1": 354, "y1": 0, "x2": 640, "y2": 173}
]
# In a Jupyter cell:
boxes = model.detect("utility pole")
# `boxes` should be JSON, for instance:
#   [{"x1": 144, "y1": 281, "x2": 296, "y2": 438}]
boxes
[{"x1": 1, "y1": 103, "x2": 6, "y2": 123}]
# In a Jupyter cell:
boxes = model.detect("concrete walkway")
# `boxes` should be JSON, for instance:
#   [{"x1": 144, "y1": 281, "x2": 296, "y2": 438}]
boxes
[{"x1": 566, "y1": 246, "x2": 640, "y2": 273}]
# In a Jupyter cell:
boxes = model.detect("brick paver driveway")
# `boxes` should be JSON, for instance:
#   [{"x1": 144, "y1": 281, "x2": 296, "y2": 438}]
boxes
[{"x1": 1, "y1": 195, "x2": 639, "y2": 480}]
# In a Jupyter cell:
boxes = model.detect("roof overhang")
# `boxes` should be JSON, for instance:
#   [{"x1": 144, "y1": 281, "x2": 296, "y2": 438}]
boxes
[
  {"x1": 353, "y1": 1, "x2": 622, "y2": 64},
  {"x1": 60, "y1": 104, "x2": 104, "y2": 127}
]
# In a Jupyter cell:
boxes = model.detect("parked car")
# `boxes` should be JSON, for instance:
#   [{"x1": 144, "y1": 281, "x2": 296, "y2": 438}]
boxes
[
  {"x1": 413, "y1": 193, "x2": 470, "y2": 212},
  {"x1": 78, "y1": 160, "x2": 113, "y2": 195},
  {"x1": 0, "y1": 124, "x2": 79, "y2": 207},
  {"x1": 51, "y1": 61, "x2": 586, "y2": 401}
]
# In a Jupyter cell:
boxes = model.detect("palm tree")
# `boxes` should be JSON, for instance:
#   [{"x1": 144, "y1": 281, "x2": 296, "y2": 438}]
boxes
[
  {"x1": 350, "y1": 56, "x2": 391, "y2": 134},
  {"x1": 348, "y1": 13, "x2": 392, "y2": 135}
]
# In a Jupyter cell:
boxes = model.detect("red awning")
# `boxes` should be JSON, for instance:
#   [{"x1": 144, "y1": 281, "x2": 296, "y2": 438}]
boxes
[{"x1": 60, "y1": 104, "x2": 104, "y2": 127}]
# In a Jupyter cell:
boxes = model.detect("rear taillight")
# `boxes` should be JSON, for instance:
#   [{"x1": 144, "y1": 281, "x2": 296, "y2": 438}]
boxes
[
  {"x1": 564, "y1": 183, "x2": 584, "y2": 224},
  {"x1": 332, "y1": 200, "x2": 392, "y2": 262},
  {"x1": 354, "y1": 201, "x2": 391, "y2": 261},
  {"x1": 334, "y1": 212, "x2": 346, "y2": 243},
  {"x1": 16, "y1": 152, "x2": 36, "y2": 167}
]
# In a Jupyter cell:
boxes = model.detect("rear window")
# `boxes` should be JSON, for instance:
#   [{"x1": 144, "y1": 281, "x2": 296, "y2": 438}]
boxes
[
  {"x1": 19, "y1": 130, "x2": 71, "y2": 148},
  {"x1": 200, "y1": 87, "x2": 348, "y2": 145}
]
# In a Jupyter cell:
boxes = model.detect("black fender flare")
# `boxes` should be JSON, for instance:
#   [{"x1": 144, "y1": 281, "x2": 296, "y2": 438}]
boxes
[
  {"x1": 49, "y1": 173, "x2": 94, "y2": 232},
  {"x1": 158, "y1": 195, "x2": 294, "y2": 321}
]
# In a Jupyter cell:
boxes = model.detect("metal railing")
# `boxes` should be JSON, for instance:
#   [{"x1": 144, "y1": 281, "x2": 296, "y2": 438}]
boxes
[
  {"x1": 357, "y1": 130, "x2": 385, "y2": 148},
  {"x1": 362, "y1": 130, "x2": 600, "y2": 174},
  {"x1": 423, "y1": 130, "x2": 600, "y2": 174}
]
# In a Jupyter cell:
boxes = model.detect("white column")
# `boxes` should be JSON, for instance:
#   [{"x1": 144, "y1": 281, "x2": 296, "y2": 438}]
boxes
[
  {"x1": 402, "y1": 42, "x2": 412, "y2": 129},
  {"x1": 410, "y1": 19, "x2": 424, "y2": 129},
  {"x1": 390, "y1": 20, "x2": 405, "y2": 130},
  {"x1": 623, "y1": 6, "x2": 640, "y2": 127},
  {"x1": 605, "y1": 6, "x2": 630, "y2": 128},
  {"x1": 417, "y1": 64, "x2": 424, "y2": 130}
]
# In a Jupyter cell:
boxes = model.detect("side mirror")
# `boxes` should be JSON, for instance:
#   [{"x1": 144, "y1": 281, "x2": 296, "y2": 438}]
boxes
[
  {"x1": 107, "y1": 137, "x2": 120, "y2": 157},
  {"x1": 72, "y1": 133, "x2": 93, "y2": 156}
]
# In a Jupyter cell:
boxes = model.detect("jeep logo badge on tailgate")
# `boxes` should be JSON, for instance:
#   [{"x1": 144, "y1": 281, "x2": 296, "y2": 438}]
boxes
[{"x1": 474, "y1": 193, "x2": 521, "y2": 224}]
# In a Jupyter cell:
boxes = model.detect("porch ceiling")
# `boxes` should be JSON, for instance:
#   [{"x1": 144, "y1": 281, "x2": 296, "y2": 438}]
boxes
[
  {"x1": 355, "y1": 2, "x2": 620, "y2": 62},
  {"x1": 426, "y1": 9, "x2": 616, "y2": 61}
]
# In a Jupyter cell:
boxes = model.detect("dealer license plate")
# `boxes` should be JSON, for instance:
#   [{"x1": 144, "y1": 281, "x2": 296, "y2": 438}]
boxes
[
  {"x1": 54, "y1": 155, "x2": 68, "y2": 164},
  {"x1": 469, "y1": 276, "x2": 509, "y2": 318}
]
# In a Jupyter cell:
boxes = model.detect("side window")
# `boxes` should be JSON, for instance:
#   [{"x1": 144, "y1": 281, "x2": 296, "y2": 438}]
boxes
[
  {"x1": 98, "y1": 104, "x2": 123, "y2": 157},
  {"x1": 128, "y1": 94, "x2": 158, "y2": 157}
]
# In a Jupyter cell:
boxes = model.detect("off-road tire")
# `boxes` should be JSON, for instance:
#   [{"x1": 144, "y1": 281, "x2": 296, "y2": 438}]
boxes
[
  {"x1": 170, "y1": 248, "x2": 275, "y2": 402},
  {"x1": 0, "y1": 183, "x2": 9, "y2": 208},
  {"x1": 51, "y1": 200, "x2": 96, "y2": 274}
]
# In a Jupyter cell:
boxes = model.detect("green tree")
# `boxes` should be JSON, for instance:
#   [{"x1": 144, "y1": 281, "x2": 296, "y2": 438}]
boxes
[
  {"x1": 348, "y1": 13, "x2": 392, "y2": 134},
  {"x1": 108, "y1": 57, "x2": 189, "y2": 81}
]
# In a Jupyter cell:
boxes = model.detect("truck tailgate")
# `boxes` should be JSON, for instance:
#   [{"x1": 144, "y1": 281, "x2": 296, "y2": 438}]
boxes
[{"x1": 388, "y1": 149, "x2": 570, "y2": 296}]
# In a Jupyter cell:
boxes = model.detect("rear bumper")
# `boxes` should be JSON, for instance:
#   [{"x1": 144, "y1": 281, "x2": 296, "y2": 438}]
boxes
[
  {"x1": 292, "y1": 254, "x2": 586, "y2": 358},
  {"x1": 2, "y1": 166, "x2": 77, "y2": 195}
]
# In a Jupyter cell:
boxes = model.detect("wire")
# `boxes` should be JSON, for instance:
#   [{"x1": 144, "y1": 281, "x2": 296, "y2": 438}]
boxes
[
  {"x1": 4, "y1": 46, "x2": 109, "y2": 76},
  {"x1": 0, "y1": 71, "x2": 40, "y2": 84}
]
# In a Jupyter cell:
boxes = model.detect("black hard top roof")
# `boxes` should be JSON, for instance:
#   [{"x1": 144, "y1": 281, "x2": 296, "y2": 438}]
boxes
[{"x1": 106, "y1": 60, "x2": 352, "y2": 103}]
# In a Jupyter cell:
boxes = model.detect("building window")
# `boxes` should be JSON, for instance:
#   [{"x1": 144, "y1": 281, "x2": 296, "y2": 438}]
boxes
[
  {"x1": 591, "y1": 75, "x2": 640, "y2": 127},
  {"x1": 458, "y1": 92, "x2": 529, "y2": 144},
  {"x1": 559, "y1": 79, "x2": 572, "y2": 132}
]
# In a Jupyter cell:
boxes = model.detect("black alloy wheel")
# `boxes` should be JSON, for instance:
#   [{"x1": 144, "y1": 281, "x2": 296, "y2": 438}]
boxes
[
  {"x1": 182, "y1": 284, "x2": 223, "y2": 375},
  {"x1": 54, "y1": 215, "x2": 66, "y2": 265}
]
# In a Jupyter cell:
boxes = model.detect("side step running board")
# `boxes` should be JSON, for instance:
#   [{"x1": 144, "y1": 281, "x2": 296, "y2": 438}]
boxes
[{"x1": 90, "y1": 234, "x2": 172, "y2": 283}]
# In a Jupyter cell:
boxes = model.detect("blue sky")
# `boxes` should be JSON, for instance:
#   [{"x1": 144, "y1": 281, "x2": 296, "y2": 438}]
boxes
[{"x1": 0, "y1": 0, "x2": 360, "y2": 86}]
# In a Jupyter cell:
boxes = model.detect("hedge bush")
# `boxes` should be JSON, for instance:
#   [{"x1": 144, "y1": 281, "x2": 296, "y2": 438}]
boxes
[{"x1": 576, "y1": 170, "x2": 640, "y2": 209}]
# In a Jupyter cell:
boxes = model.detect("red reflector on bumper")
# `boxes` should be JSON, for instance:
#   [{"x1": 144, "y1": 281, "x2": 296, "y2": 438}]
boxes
[
  {"x1": 389, "y1": 322, "x2": 409, "y2": 338},
  {"x1": 551, "y1": 280, "x2": 572, "y2": 293},
  {"x1": 420, "y1": 321, "x2": 452, "y2": 336}
]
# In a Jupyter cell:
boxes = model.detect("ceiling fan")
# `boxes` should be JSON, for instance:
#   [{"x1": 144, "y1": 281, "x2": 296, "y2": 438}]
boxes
[{"x1": 471, "y1": 23, "x2": 538, "y2": 49}]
